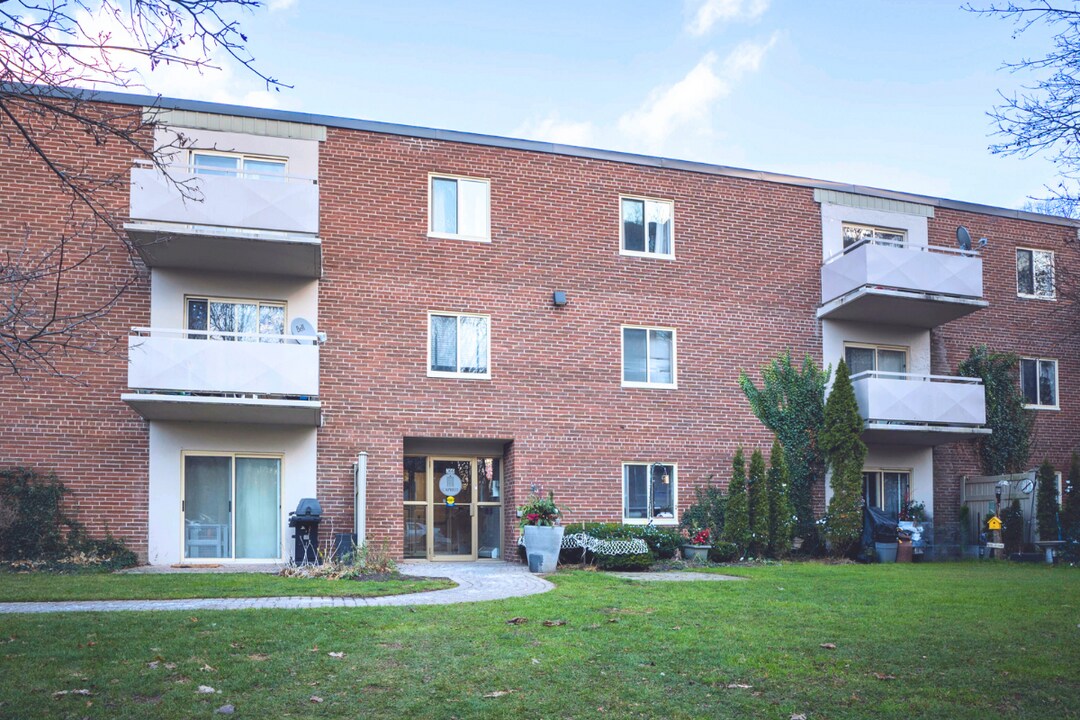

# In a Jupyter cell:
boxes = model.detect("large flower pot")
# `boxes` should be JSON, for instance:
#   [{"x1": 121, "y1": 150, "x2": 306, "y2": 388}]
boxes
[
  {"x1": 682, "y1": 544, "x2": 712, "y2": 562},
  {"x1": 523, "y1": 525, "x2": 565, "y2": 573}
]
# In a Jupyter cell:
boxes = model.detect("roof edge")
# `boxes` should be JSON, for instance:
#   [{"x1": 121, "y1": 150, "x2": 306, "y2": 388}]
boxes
[{"x1": 9, "y1": 84, "x2": 1079, "y2": 229}]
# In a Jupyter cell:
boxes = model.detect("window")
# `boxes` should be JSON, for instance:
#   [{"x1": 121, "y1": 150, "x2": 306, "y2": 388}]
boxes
[
  {"x1": 623, "y1": 463, "x2": 676, "y2": 523},
  {"x1": 1021, "y1": 357, "x2": 1058, "y2": 409},
  {"x1": 429, "y1": 174, "x2": 491, "y2": 241},
  {"x1": 844, "y1": 344, "x2": 908, "y2": 376},
  {"x1": 185, "y1": 297, "x2": 286, "y2": 342},
  {"x1": 191, "y1": 151, "x2": 287, "y2": 181},
  {"x1": 620, "y1": 196, "x2": 674, "y2": 258},
  {"x1": 862, "y1": 470, "x2": 910, "y2": 519},
  {"x1": 842, "y1": 222, "x2": 906, "y2": 250},
  {"x1": 428, "y1": 312, "x2": 491, "y2": 378},
  {"x1": 622, "y1": 326, "x2": 676, "y2": 388},
  {"x1": 1016, "y1": 248, "x2": 1055, "y2": 299}
]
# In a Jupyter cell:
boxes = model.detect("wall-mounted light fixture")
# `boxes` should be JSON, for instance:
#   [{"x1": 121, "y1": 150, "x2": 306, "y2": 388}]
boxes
[{"x1": 552, "y1": 290, "x2": 568, "y2": 307}]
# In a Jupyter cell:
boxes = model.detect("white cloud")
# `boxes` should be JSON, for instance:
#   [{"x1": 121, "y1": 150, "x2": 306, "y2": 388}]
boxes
[
  {"x1": 59, "y1": 4, "x2": 291, "y2": 110},
  {"x1": 685, "y1": 0, "x2": 769, "y2": 36},
  {"x1": 616, "y1": 35, "x2": 778, "y2": 153},
  {"x1": 269, "y1": 0, "x2": 298, "y2": 12},
  {"x1": 512, "y1": 114, "x2": 596, "y2": 146}
]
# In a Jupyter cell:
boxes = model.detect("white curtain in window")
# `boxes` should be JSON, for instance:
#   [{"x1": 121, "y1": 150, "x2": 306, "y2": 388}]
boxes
[
  {"x1": 649, "y1": 330, "x2": 673, "y2": 384},
  {"x1": 647, "y1": 201, "x2": 672, "y2": 255},
  {"x1": 458, "y1": 179, "x2": 489, "y2": 238},
  {"x1": 458, "y1": 316, "x2": 489, "y2": 373},
  {"x1": 431, "y1": 178, "x2": 458, "y2": 234},
  {"x1": 235, "y1": 458, "x2": 280, "y2": 559}
]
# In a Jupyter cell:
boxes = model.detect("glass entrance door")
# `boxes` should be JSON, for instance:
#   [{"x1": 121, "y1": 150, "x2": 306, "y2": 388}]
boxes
[
  {"x1": 402, "y1": 455, "x2": 504, "y2": 561},
  {"x1": 431, "y1": 458, "x2": 474, "y2": 560}
]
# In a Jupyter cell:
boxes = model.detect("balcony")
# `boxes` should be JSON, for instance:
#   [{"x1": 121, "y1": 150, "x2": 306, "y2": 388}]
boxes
[
  {"x1": 852, "y1": 371, "x2": 990, "y2": 446},
  {"x1": 126, "y1": 162, "x2": 321, "y2": 278},
  {"x1": 122, "y1": 328, "x2": 322, "y2": 426},
  {"x1": 818, "y1": 240, "x2": 987, "y2": 328}
]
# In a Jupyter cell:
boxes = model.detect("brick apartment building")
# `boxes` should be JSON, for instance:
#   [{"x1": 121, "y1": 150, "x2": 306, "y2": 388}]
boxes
[{"x1": 1, "y1": 89, "x2": 1077, "y2": 565}]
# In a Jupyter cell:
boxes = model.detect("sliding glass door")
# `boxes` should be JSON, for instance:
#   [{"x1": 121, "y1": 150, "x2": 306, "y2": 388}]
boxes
[{"x1": 184, "y1": 454, "x2": 281, "y2": 560}]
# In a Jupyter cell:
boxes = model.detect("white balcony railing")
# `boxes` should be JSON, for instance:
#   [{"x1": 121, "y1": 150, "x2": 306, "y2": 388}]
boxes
[
  {"x1": 822, "y1": 239, "x2": 983, "y2": 304},
  {"x1": 127, "y1": 327, "x2": 320, "y2": 397},
  {"x1": 851, "y1": 371, "x2": 986, "y2": 428},
  {"x1": 129, "y1": 161, "x2": 319, "y2": 235}
]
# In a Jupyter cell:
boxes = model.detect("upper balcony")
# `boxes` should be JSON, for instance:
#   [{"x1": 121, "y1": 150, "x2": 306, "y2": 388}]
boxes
[
  {"x1": 122, "y1": 328, "x2": 322, "y2": 426},
  {"x1": 852, "y1": 370, "x2": 990, "y2": 446},
  {"x1": 126, "y1": 161, "x2": 321, "y2": 278},
  {"x1": 818, "y1": 239, "x2": 987, "y2": 328}
]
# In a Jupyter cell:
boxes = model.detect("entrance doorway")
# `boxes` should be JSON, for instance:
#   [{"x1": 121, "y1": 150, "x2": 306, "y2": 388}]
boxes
[{"x1": 403, "y1": 456, "x2": 503, "y2": 561}]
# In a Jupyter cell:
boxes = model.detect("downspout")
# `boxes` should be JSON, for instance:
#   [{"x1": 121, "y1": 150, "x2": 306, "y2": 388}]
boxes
[{"x1": 354, "y1": 452, "x2": 368, "y2": 544}]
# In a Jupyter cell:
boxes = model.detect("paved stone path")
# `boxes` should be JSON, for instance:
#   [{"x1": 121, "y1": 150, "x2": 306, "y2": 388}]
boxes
[
  {"x1": 610, "y1": 571, "x2": 745, "y2": 582},
  {"x1": 0, "y1": 561, "x2": 553, "y2": 614}
]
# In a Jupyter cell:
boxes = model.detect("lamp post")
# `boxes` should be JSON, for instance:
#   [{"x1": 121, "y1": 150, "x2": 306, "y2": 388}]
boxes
[{"x1": 993, "y1": 481, "x2": 1005, "y2": 559}]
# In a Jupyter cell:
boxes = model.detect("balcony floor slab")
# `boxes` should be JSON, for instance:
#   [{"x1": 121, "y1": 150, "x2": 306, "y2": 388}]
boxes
[
  {"x1": 862, "y1": 422, "x2": 991, "y2": 446},
  {"x1": 126, "y1": 222, "x2": 321, "y2": 278},
  {"x1": 122, "y1": 393, "x2": 321, "y2": 426},
  {"x1": 818, "y1": 287, "x2": 988, "y2": 328}
]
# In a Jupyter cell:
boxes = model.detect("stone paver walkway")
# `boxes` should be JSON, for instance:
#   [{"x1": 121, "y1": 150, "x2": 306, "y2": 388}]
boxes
[
  {"x1": 0, "y1": 561, "x2": 553, "y2": 614},
  {"x1": 611, "y1": 571, "x2": 745, "y2": 582}
]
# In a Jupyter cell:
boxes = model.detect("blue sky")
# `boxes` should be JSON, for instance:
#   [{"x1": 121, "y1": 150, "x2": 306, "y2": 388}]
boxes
[{"x1": 139, "y1": 0, "x2": 1062, "y2": 211}]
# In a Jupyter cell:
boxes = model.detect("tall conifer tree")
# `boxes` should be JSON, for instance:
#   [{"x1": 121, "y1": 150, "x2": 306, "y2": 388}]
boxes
[{"x1": 722, "y1": 448, "x2": 751, "y2": 558}]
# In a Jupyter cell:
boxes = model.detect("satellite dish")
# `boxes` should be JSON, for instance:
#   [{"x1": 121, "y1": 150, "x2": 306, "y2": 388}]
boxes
[
  {"x1": 956, "y1": 226, "x2": 972, "y2": 252},
  {"x1": 290, "y1": 317, "x2": 316, "y2": 345}
]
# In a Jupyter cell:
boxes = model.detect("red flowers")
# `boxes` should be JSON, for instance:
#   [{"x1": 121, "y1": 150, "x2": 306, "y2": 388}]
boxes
[
  {"x1": 527, "y1": 513, "x2": 540, "y2": 522},
  {"x1": 691, "y1": 528, "x2": 711, "y2": 545}
]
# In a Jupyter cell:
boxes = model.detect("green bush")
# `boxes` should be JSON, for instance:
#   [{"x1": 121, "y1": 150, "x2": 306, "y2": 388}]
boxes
[
  {"x1": 562, "y1": 522, "x2": 681, "y2": 559},
  {"x1": 680, "y1": 484, "x2": 726, "y2": 539},
  {"x1": 0, "y1": 467, "x2": 76, "y2": 561},
  {"x1": 1001, "y1": 499, "x2": 1025, "y2": 555},
  {"x1": 709, "y1": 541, "x2": 738, "y2": 562},
  {"x1": 595, "y1": 550, "x2": 654, "y2": 571},
  {"x1": 766, "y1": 439, "x2": 795, "y2": 557},
  {"x1": 1036, "y1": 459, "x2": 1060, "y2": 541},
  {"x1": 0, "y1": 467, "x2": 137, "y2": 570}
]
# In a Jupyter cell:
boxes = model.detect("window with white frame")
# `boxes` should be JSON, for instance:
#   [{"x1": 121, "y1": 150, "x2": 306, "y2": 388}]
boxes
[
  {"x1": 191, "y1": 151, "x2": 287, "y2": 181},
  {"x1": 1016, "y1": 248, "x2": 1055, "y2": 299},
  {"x1": 844, "y1": 343, "x2": 908, "y2": 376},
  {"x1": 862, "y1": 470, "x2": 911, "y2": 519},
  {"x1": 622, "y1": 326, "x2": 676, "y2": 388},
  {"x1": 429, "y1": 175, "x2": 491, "y2": 241},
  {"x1": 623, "y1": 463, "x2": 676, "y2": 523},
  {"x1": 842, "y1": 222, "x2": 906, "y2": 250},
  {"x1": 620, "y1": 196, "x2": 674, "y2": 257},
  {"x1": 186, "y1": 296, "x2": 286, "y2": 342},
  {"x1": 1020, "y1": 357, "x2": 1058, "y2": 409},
  {"x1": 428, "y1": 312, "x2": 491, "y2": 378}
]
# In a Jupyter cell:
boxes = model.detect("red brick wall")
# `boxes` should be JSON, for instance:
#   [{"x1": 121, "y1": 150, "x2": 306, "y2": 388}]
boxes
[
  {"x1": 314, "y1": 128, "x2": 824, "y2": 556},
  {"x1": 0, "y1": 100, "x2": 150, "y2": 557},
  {"x1": 929, "y1": 208, "x2": 1080, "y2": 551}
]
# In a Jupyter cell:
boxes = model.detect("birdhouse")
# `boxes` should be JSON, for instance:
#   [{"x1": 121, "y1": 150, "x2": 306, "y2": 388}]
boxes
[{"x1": 987, "y1": 516, "x2": 1002, "y2": 531}]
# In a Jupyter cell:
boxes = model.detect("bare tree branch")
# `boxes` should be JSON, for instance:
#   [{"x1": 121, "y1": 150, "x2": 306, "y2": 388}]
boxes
[{"x1": 0, "y1": 1, "x2": 282, "y2": 379}]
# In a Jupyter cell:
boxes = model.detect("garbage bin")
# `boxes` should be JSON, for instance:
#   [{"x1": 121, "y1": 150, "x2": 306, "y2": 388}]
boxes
[
  {"x1": 864, "y1": 506, "x2": 899, "y2": 563},
  {"x1": 875, "y1": 541, "x2": 898, "y2": 563}
]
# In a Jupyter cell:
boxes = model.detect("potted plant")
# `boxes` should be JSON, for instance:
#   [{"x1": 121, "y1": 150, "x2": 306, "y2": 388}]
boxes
[
  {"x1": 519, "y1": 492, "x2": 565, "y2": 573},
  {"x1": 682, "y1": 528, "x2": 713, "y2": 562}
]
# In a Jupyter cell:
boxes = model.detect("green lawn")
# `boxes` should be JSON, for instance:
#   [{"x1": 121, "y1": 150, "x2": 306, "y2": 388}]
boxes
[
  {"x1": 1, "y1": 563, "x2": 1078, "y2": 719},
  {"x1": 0, "y1": 572, "x2": 454, "y2": 602}
]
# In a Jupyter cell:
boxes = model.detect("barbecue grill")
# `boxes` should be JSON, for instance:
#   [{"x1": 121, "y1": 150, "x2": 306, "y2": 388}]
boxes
[{"x1": 288, "y1": 498, "x2": 322, "y2": 564}]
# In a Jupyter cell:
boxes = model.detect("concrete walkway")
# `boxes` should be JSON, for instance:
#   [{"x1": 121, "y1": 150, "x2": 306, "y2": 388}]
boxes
[{"x1": 0, "y1": 561, "x2": 553, "y2": 614}]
